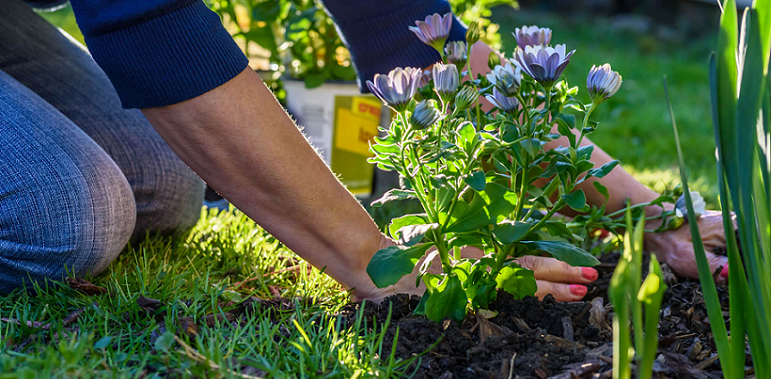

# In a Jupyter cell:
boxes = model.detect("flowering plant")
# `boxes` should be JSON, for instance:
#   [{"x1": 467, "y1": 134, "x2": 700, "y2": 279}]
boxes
[{"x1": 366, "y1": 18, "x2": 627, "y2": 322}]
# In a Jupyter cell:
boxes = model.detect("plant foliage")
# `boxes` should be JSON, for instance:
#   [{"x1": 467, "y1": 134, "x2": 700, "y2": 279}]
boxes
[{"x1": 665, "y1": 1, "x2": 771, "y2": 376}]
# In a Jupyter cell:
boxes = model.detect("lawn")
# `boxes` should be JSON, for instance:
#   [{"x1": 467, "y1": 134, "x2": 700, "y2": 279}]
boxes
[
  {"x1": 6, "y1": 5, "x2": 725, "y2": 378},
  {"x1": 0, "y1": 209, "x2": 417, "y2": 378}
]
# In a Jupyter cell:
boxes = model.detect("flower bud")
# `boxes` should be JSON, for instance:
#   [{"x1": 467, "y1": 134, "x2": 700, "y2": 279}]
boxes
[
  {"x1": 466, "y1": 20, "x2": 481, "y2": 46},
  {"x1": 410, "y1": 99, "x2": 441, "y2": 130},
  {"x1": 433, "y1": 63, "x2": 460, "y2": 103},
  {"x1": 455, "y1": 86, "x2": 479, "y2": 110},
  {"x1": 587, "y1": 63, "x2": 622, "y2": 103},
  {"x1": 445, "y1": 41, "x2": 468, "y2": 69},
  {"x1": 487, "y1": 51, "x2": 501, "y2": 71}
]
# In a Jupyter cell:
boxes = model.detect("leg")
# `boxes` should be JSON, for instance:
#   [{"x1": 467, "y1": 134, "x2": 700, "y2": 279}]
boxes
[
  {"x1": 0, "y1": 70, "x2": 135, "y2": 293},
  {"x1": 0, "y1": 0, "x2": 205, "y2": 239}
]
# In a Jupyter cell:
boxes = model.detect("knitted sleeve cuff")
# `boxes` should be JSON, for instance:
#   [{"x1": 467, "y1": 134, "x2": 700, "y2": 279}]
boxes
[{"x1": 80, "y1": 0, "x2": 249, "y2": 108}]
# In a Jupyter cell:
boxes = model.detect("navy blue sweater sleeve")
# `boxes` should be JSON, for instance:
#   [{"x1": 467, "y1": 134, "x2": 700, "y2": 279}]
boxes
[
  {"x1": 320, "y1": 0, "x2": 466, "y2": 91},
  {"x1": 69, "y1": 0, "x2": 249, "y2": 109}
]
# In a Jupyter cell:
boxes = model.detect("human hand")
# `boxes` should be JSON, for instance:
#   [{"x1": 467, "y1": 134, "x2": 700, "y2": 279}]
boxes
[
  {"x1": 644, "y1": 207, "x2": 733, "y2": 283},
  {"x1": 351, "y1": 235, "x2": 598, "y2": 303}
]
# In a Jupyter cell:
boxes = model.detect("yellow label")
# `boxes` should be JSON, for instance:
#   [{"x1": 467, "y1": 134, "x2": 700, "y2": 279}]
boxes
[
  {"x1": 334, "y1": 107, "x2": 379, "y2": 156},
  {"x1": 351, "y1": 97, "x2": 382, "y2": 121}
]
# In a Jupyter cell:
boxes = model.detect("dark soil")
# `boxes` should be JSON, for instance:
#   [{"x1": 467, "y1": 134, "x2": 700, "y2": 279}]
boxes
[{"x1": 339, "y1": 252, "x2": 739, "y2": 379}]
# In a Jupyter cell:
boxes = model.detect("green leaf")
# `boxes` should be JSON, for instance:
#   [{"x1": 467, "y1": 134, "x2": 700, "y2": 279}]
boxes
[
  {"x1": 366, "y1": 244, "x2": 433, "y2": 288},
  {"x1": 586, "y1": 160, "x2": 619, "y2": 179},
  {"x1": 466, "y1": 275, "x2": 498, "y2": 309},
  {"x1": 447, "y1": 233, "x2": 487, "y2": 249},
  {"x1": 520, "y1": 138, "x2": 541, "y2": 158},
  {"x1": 303, "y1": 71, "x2": 327, "y2": 89},
  {"x1": 520, "y1": 241, "x2": 600, "y2": 267},
  {"x1": 397, "y1": 223, "x2": 439, "y2": 246},
  {"x1": 463, "y1": 170, "x2": 486, "y2": 192},
  {"x1": 493, "y1": 221, "x2": 531, "y2": 244},
  {"x1": 252, "y1": 0, "x2": 282, "y2": 22},
  {"x1": 665, "y1": 77, "x2": 733, "y2": 370},
  {"x1": 388, "y1": 214, "x2": 426, "y2": 241},
  {"x1": 413, "y1": 290, "x2": 430, "y2": 316},
  {"x1": 154, "y1": 331, "x2": 175, "y2": 353},
  {"x1": 444, "y1": 183, "x2": 518, "y2": 233},
  {"x1": 495, "y1": 263, "x2": 537, "y2": 299},
  {"x1": 562, "y1": 190, "x2": 588, "y2": 212},
  {"x1": 425, "y1": 275, "x2": 468, "y2": 323},
  {"x1": 242, "y1": 26, "x2": 278, "y2": 54},
  {"x1": 593, "y1": 182, "x2": 609, "y2": 201},
  {"x1": 370, "y1": 188, "x2": 416, "y2": 207},
  {"x1": 94, "y1": 336, "x2": 112, "y2": 350},
  {"x1": 456, "y1": 122, "x2": 477, "y2": 152}
]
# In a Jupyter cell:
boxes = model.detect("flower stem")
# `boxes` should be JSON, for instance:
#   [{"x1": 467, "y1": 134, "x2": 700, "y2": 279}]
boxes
[
  {"x1": 398, "y1": 112, "x2": 437, "y2": 223},
  {"x1": 513, "y1": 156, "x2": 529, "y2": 220},
  {"x1": 526, "y1": 198, "x2": 565, "y2": 236},
  {"x1": 576, "y1": 102, "x2": 597, "y2": 147}
]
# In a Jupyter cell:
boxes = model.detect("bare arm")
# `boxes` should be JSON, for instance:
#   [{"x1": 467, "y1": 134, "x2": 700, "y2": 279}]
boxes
[{"x1": 142, "y1": 68, "x2": 386, "y2": 294}]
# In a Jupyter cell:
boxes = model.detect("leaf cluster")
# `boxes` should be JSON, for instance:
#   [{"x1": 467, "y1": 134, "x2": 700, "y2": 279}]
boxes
[{"x1": 365, "y1": 31, "x2": 623, "y2": 323}]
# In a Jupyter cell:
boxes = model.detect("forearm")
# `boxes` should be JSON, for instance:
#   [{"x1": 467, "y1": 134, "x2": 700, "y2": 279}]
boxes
[
  {"x1": 142, "y1": 68, "x2": 383, "y2": 290},
  {"x1": 543, "y1": 134, "x2": 661, "y2": 216}
]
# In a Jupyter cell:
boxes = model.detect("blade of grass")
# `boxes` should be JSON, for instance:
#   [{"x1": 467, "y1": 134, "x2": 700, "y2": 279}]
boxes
[{"x1": 664, "y1": 77, "x2": 733, "y2": 373}]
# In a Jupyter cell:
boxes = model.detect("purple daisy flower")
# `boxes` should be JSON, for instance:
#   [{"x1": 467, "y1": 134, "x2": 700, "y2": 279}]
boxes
[
  {"x1": 513, "y1": 25, "x2": 552, "y2": 49},
  {"x1": 409, "y1": 13, "x2": 453, "y2": 52},
  {"x1": 366, "y1": 67, "x2": 422, "y2": 112},
  {"x1": 514, "y1": 44, "x2": 575, "y2": 88}
]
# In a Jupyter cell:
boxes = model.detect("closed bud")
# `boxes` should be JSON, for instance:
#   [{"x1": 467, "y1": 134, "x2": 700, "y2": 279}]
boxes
[
  {"x1": 455, "y1": 86, "x2": 479, "y2": 110},
  {"x1": 487, "y1": 52, "x2": 502, "y2": 71},
  {"x1": 466, "y1": 20, "x2": 481, "y2": 46},
  {"x1": 409, "y1": 99, "x2": 442, "y2": 130}
]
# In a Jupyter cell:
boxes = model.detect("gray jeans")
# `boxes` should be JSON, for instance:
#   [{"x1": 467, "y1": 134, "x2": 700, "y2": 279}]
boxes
[{"x1": 0, "y1": 0, "x2": 205, "y2": 293}]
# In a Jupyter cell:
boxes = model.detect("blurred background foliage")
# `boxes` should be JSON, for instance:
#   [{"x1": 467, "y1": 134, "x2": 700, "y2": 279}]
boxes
[{"x1": 37, "y1": 0, "x2": 721, "y2": 206}]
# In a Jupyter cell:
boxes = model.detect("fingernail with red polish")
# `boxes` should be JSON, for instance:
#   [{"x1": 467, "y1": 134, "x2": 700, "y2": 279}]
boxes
[
  {"x1": 720, "y1": 265, "x2": 729, "y2": 279},
  {"x1": 570, "y1": 285, "x2": 587, "y2": 296},
  {"x1": 582, "y1": 267, "x2": 599, "y2": 281}
]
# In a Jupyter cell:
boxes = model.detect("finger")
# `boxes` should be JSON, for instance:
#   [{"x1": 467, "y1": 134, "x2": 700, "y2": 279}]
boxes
[
  {"x1": 517, "y1": 255, "x2": 598, "y2": 284},
  {"x1": 535, "y1": 280, "x2": 587, "y2": 302},
  {"x1": 707, "y1": 253, "x2": 729, "y2": 284}
]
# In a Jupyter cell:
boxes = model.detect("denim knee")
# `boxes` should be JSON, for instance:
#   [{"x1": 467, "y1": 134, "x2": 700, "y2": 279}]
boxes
[{"x1": 0, "y1": 71, "x2": 136, "y2": 294}]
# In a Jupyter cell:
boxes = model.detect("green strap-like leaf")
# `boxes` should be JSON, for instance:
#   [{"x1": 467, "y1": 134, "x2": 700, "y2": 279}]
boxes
[{"x1": 665, "y1": 78, "x2": 733, "y2": 373}]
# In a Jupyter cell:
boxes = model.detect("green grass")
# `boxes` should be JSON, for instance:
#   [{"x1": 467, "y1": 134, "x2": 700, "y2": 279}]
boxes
[
  {"x1": 0, "y1": 209, "x2": 417, "y2": 378},
  {"x1": 493, "y1": 9, "x2": 720, "y2": 204}
]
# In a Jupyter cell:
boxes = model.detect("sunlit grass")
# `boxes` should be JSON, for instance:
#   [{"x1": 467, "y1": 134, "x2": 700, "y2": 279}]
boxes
[{"x1": 0, "y1": 208, "x2": 417, "y2": 378}]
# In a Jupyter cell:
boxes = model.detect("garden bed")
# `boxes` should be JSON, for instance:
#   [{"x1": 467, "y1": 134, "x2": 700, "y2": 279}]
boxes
[{"x1": 339, "y1": 252, "x2": 737, "y2": 379}]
